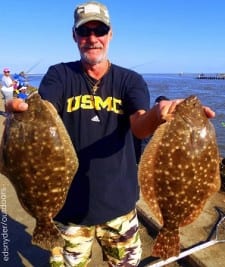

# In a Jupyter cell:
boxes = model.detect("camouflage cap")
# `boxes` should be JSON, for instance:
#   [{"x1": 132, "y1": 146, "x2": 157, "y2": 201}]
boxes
[{"x1": 74, "y1": 1, "x2": 110, "y2": 28}]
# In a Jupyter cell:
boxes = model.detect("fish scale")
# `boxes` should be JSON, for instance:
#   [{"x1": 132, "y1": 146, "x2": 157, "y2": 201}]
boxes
[
  {"x1": 138, "y1": 95, "x2": 220, "y2": 260},
  {"x1": 0, "y1": 92, "x2": 79, "y2": 251}
]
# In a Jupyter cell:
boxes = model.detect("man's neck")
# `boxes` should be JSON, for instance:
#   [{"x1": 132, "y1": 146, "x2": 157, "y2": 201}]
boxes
[{"x1": 81, "y1": 60, "x2": 110, "y2": 80}]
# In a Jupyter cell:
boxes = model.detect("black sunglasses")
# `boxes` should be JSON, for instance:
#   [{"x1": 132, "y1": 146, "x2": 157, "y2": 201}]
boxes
[{"x1": 75, "y1": 24, "x2": 110, "y2": 37}]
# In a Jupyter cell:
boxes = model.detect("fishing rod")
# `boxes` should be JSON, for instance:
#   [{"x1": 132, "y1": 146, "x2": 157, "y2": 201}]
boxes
[
  {"x1": 130, "y1": 61, "x2": 154, "y2": 71},
  {"x1": 25, "y1": 60, "x2": 42, "y2": 74}
]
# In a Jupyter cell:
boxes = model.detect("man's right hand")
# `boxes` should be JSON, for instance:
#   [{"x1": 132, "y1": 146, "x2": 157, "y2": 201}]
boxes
[{"x1": 5, "y1": 98, "x2": 28, "y2": 112}]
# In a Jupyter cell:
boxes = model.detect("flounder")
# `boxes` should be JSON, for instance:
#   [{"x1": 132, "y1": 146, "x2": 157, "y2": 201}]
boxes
[
  {"x1": 138, "y1": 95, "x2": 220, "y2": 259},
  {"x1": 0, "y1": 92, "x2": 79, "y2": 251}
]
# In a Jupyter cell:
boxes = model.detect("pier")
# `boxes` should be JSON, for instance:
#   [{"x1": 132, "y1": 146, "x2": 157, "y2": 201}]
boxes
[{"x1": 196, "y1": 74, "x2": 225, "y2": 80}]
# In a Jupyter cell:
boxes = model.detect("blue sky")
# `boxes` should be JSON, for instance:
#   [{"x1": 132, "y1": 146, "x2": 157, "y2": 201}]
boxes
[{"x1": 1, "y1": 0, "x2": 225, "y2": 74}]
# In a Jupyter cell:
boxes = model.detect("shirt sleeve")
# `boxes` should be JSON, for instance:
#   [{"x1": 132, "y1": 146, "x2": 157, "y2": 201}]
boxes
[
  {"x1": 38, "y1": 65, "x2": 65, "y2": 112},
  {"x1": 123, "y1": 72, "x2": 150, "y2": 115}
]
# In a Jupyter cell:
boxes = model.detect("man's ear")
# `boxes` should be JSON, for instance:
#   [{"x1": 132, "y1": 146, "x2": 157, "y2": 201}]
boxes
[{"x1": 108, "y1": 28, "x2": 113, "y2": 41}]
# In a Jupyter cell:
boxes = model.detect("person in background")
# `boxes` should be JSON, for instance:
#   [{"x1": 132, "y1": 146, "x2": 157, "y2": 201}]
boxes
[
  {"x1": 1, "y1": 68, "x2": 16, "y2": 102},
  {"x1": 17, "y1": 87, "x2": 28, "y2": 100},
  {"x1": 5, "y1": 2, "x2": 215, "y2": 267},
  {"x1": 1, "y1": 68, "x2": 16, "y2": 88},
  {"x1": 155, "y1": 95, "x2": 170, "y2": 104},
  {"x1": 13, "y1": 71, "x2": 27, "y2": 89}
]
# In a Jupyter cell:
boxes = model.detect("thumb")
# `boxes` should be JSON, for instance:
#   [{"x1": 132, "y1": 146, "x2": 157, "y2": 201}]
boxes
[{"x1": 5, "y1": 98, "x2": 28, "y2": 112}]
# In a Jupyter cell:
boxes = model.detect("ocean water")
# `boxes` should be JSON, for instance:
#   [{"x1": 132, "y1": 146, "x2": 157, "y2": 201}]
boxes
[
  {"x1": 27, "y1": 74, "x2": 43, "y2": 88},
  {"x1": 27, "y1": 73, "x2": 225, "y2": 157}
]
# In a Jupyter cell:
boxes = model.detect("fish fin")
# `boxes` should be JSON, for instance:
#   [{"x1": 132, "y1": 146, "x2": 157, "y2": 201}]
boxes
[
  {"x1": 181, "y1": 206, "x2": 204, "y2": 226},
  {"x1": 181, "y1": 190, "x2": 217, "y2": 226},
  {"x1": 152, "y1": 227, "x2": 180, "y2": 260},
  {"x1": 139, "y1": 123, "x2": 168, "y2": 225},
  {"x1": 32, "y1": 219, "x2": 65, "y2": 251}
]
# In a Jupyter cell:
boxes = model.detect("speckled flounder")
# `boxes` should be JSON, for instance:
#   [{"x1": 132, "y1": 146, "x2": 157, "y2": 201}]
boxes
[
  {"x1": 138, "y1": 95, "x2": 220, "y2": 259},
  {"x1": 0, "y1": 92, "x2": 79, "y2": 251}
]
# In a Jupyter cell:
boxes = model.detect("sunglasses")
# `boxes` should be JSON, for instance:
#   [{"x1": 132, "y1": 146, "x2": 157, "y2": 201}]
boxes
[{"x1": 75, "y1": 25, "x2": 110, "y2": 37}]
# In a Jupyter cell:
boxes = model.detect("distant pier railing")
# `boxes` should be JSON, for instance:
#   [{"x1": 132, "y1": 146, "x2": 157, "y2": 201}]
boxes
[{"x1": 196, "y1": 73, "x2": 225, "y2": 80}]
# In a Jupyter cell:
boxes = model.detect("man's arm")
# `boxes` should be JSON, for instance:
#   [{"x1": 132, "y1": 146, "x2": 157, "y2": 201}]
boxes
[{"x1": 130, "y1": 100, "x2": 216, "y2": 139}]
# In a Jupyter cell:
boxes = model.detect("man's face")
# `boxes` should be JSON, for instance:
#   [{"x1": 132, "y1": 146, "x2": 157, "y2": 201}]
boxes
[{"x1": 74, "y1": 21, "x2": 112, "y2": 65}]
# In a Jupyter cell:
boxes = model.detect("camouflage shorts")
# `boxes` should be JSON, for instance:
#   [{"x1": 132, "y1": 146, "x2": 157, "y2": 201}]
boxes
[{"x1": 50, "y1": 209, "x2": 142, "y2": 267}]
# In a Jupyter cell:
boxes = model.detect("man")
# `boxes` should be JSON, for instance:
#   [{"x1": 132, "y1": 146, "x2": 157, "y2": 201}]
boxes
[{"x1": 6, "y1": 2, "x2": 215, "y2": 267}]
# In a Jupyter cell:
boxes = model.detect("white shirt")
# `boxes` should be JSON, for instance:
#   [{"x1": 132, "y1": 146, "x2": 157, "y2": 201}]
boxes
[{"x1": 1, "y1": 75, "x2": 13, "y2": 87}]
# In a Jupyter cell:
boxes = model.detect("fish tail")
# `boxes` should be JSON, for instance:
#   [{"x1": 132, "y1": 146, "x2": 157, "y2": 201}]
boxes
[
  {"x1": 151, "y1": 227, "x2": 180, "y2": 259},
  {"x1": 32, "y1": 219, "x2": 65, "y2": 251}
]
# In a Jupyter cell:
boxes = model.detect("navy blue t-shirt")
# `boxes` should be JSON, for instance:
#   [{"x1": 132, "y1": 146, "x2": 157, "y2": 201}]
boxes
[{"x1": 39, "y1": 61, "x2": 150, "y2": 225}]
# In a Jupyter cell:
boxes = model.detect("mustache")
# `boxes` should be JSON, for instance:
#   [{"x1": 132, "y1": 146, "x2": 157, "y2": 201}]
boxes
[{"x1": 81, "y1": 44, "x2": 103, "y2": 49}]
